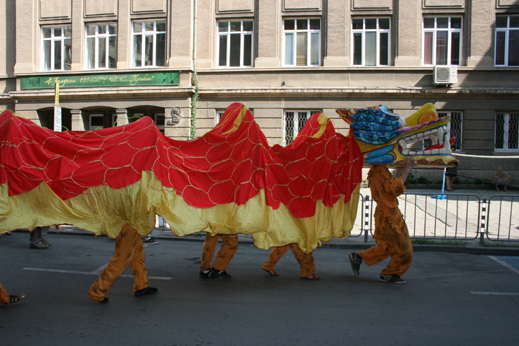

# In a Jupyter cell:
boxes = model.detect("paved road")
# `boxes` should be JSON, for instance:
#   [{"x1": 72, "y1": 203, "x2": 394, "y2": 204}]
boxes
[{"x1": 1, "y1": 231, "x2": 518, "y2": 346}]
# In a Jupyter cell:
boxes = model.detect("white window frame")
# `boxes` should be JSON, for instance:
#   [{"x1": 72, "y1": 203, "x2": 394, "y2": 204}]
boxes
[
  {"x1": 154, "y1": 113, "x2": 165, "y2": 133},
  {"x1": 85, "y1": 23, "x2": 117, "y2": 70},
  {"x1": 132, "y1": 20, "x2": 166, "y2": 68},
  {"x1": 495, "y1": 15, "x2": 519, "y2": 67},
  {"x1": 495, "y1": 112, "x2": 519, "y2": 152},
  {"x1": 284, "y1": 110, "x2": 320, "y2": 145},
  {"x1": 351, "y1": 17, "x2": 391, "y2": 66},
  {"x1": 283, "y1": 18, "x2": 321, "y2": 67},
  {"x1": 422, "y1": 16, "x2": 462, "y2": 66},
  {"x1": 216, "y1": 109, "x2": 253, "y2": 126},
  {"x1": 217, "y1": 20, "x2": 254, "y2": 68},
  {"x1": 41, "y1": 26, "x2": 72, "y2": 71}
]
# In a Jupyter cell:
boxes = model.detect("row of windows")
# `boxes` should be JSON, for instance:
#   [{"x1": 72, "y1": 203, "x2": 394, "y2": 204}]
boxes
[
  {"x1": 41, "y1": 15, "x2": 519, "y2": 71},
  {"x1": 216, "y1": 109, "x2": 518, "y2": 151}
]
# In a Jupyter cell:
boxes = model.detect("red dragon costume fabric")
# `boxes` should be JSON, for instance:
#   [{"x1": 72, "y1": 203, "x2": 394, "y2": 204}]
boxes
[{"x1": 0, "y1": 103, "x2": 363, "y2": 252}]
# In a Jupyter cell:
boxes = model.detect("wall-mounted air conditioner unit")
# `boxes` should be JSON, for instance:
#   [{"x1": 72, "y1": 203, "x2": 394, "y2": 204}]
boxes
[{"x1": 434, "y1": 65, "x2": 457, "y2": 85}]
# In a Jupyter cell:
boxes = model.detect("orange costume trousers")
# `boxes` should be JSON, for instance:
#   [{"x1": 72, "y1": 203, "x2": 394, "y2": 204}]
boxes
[
  {"x1": 88, "y1": 225, "x2": 149, "y2": 301},
  {"x1": 0, "y1": 276, "x2": 10, "y2": 304},
  {"x1": 262, "y1": 244, "x2": 316, "y2": 277},
  {"x1": 200, "y1": 234, "x2": 238, "y2": 271}
]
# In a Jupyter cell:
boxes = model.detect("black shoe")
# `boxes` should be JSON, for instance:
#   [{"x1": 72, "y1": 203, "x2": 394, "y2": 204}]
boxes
[
  {"x1": 214, "y1": 268, "x2": 232, "y2": 279},
  {"x1": 379, "y1": 274, "x2": 406, "y2": 284},
  {"x1": 134, "y1": 287, "x2": 158, "y2": 297},
  {"x1": 349, "y1": 252, "x2": 362, "y2": 276},
  {"x1": 141, "y1": 235, "x2": 159, "y2": 244},
  {"x1": 199, "y1": 269, "x2": 219, "y2": 279}
]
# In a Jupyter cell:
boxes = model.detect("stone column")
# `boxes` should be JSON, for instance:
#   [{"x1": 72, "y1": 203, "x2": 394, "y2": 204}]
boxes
[
  {"x1": 115, "y1": 108, "x2": 129, "y2": 126},
  {"x1": 255, "y1": 0, "x2": 281, "y2": 68},
  {"x1": 323, "y1": 0, "x2": 349, "y2": 67},
  {"x1": 71, "y1": 109, "x2": 85, "y2": 131}
]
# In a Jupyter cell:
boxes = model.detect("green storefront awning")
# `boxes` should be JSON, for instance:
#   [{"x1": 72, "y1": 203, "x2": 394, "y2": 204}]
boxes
[{"x1": 21, "y1": 71, "x2": 181, "y2": 89}]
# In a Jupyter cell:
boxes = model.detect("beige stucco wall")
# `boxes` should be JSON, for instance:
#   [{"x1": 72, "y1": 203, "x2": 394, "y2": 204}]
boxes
[{"x1": 1, "y1": 0, "x2": 518, "y2": 181}]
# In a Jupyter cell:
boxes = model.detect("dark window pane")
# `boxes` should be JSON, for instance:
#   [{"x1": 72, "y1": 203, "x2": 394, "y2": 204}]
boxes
[
  {"x1": 109, "y1": 36, "x2": 117, "y2": 68},
  {"x1": 451, "y1": 17, "x2": 462, "y2": 29},
  {"x1": 436, "y1": 31, "x2": 448, "y2": 65},
  {"x1": 365, "y1": 18, "x2": 376, "y2": 29},
  {"x1": 297, "y1": 19, "x2": 307, "y2": 30},
  {"x1": 298, "y1": 112, "x2": 307, "y2": 132},
  {"x1": 43, "y1": 27, "x2": 51, "y2": 38},
  {"x1": 243, "y1": 21, "x2": 253, "y2": 31},
  {"x1": 87, "y1": 24, "x2": 95, "y2": 35},
  {"x1": 219, "y1": 35, "x2": 227, "y2": 66},
  {"x1": 424, "y1": 32, "x2": 433, "y2": 65},
  {"x1": 424, "y1": 17, "x2": 434, "y2": 28},
  {"x1": 379, "y1": 18, "x2": 389, "y2": 29},
  {"x1": 451, "y1": 32, "x2": 460, "y2": 65},
  {"x1": 231, "y1": 21, "x2": 241, "y2": 32},
  {"x1": 495, "y1": 114, "x2": 504, "y2": 149},
  {"x1": 229, "y1": 34, "x2": 240, "y2": 66},
  {"x1": 156, "y1": 21, "x2": 166, "y2": 32},
  {"x1": 243, "y1": 35, "x2": 252, "y2": 66},
  {"x1": 109, "y1": 24, "x2": 117, "y2": 35},
  {"x1": 352, "y1": 19, "x2": 363, "y2": 30},
  {"x1": 156, "y1": 33, "x2": 166, "y2": 66},
  {"x1": 54, "y1": 41, "x2": 61, "y2": 69},
  {"x1": 284, "y1": 20, "x2": 294, "y2": 30},
  {"x1": 509, "y1": 30, "x2": 519, "y2": 66},
  {"x1": 511, "y1": 16, "x2": 519, "y2": 28},
  {"x1": 496, "y1": 31, "x2": 505, "y2": 65},
  {"x1": 509, "y1": 114, "x2": 519, "y2": 149},
  {"x1": 437, "y1": 18, "x2": 448, "y2": 28},
  {"x1": 310, "y1": 19, "x2": 320, "y2": 30},
  {"x1": 496, "y1": 17, "x2": 508, "y2": 28},
  {"x1": 218, "y1": 21, "x2": 228, "y2": 32},
  {"x1": 99, "y1": 25, "x2": 106, "y2": 34},
  {"x1": 380, "y1": 32, "x2": 388, "y2": 65},
  {"x1": 353, "y1": 33, "x2": 362, "y2": 65}
]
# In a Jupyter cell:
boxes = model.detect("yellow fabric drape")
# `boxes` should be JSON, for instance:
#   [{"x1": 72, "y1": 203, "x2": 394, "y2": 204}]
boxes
[{"x1": 0, "y1": 172, "x2": 360, "y2": 253}]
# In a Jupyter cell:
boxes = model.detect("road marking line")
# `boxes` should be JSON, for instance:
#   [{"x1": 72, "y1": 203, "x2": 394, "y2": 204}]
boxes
[
  {"x1": 470, "y1": 291, "x2": 519, "y2": 296},
  {"x1": 488, "y1": 255, "x2": 519, "y2": 275},
  {"x1": 23, "y1": 267, "x2": 172, "y2": 280}
]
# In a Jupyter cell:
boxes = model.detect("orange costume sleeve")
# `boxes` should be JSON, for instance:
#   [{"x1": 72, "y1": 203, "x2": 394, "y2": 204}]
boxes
[
  {"x1": 358, "y1": 164, "x2": 413, "y2": 276},
  {"x1": 0, "y1": 276, "x2": 10, "y2": 304}
]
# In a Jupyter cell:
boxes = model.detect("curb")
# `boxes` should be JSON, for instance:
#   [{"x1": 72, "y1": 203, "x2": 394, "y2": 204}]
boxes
[{"x1": 36, "y1": 228, "x2": 519, "y2": 256}]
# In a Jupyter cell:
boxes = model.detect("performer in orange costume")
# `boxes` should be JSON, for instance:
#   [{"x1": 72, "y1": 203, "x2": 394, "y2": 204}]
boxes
[
  {"x1": 88, "y1": 224, "x2": 157, "y2": 303},
  {"x1": 199, "y1": 234, "x2": 238, "y2": 279},
  {"x1": 262, "y1": 244, "x2": 321, "y2": 280},
  {"x1": 349, "y1": 158, "x2": 416, "y2": 284},
  {"x1": 0, "y1": 275, "x2": 25, "y2": 305}
]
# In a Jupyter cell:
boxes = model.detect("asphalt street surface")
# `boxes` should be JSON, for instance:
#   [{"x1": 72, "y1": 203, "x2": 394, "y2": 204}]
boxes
[{"x1": 1, "y1": 231, "x2": 518, "y2": 346}]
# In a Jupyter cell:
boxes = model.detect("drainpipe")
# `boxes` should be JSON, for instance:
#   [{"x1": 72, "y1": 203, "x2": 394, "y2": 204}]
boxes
[{"x1": 190, "y1": 0, "x2": 199, "y2": 139}]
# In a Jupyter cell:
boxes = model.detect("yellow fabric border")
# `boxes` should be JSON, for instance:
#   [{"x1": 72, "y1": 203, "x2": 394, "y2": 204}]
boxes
[{"x1": 0, "y1": 171, "x2": 360, "y2": 253}]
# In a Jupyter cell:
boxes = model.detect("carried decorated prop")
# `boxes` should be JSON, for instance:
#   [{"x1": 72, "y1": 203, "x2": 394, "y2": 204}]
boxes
[
  {"x1": 0, "y1": 102, "x2": 457, "y2": 252},
  {"x1": 337, "y1": 103, "x2": 459, "y2": 168}
]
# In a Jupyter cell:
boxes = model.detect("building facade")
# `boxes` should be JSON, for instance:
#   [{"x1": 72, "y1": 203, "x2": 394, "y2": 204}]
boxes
[{"x1": 1, "y1": 0, "x2": 518, "y2": 183}]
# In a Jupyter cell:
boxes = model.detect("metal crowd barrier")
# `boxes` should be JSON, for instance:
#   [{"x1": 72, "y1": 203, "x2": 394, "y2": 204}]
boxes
[
  {"x1": 356, "y1": 192, "x2": 519, "y2": 243},
  {"x1": 154, "y1": 192, "x2": 519, "y2": 244}
]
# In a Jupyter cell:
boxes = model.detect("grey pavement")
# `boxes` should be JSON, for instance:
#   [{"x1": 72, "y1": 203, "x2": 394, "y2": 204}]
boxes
[{"x1": 1, "y1": 230, "x2": 519, "y2": 346}]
